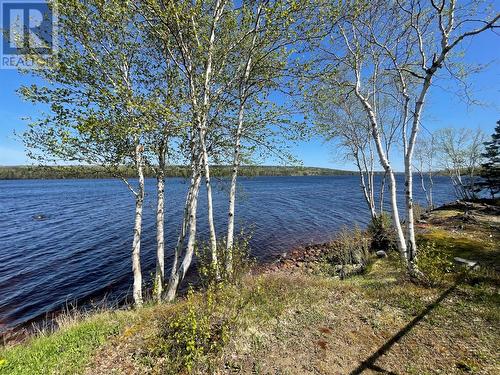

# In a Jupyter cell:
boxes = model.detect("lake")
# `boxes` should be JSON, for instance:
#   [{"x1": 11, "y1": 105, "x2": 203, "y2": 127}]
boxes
[{"x1": 0, "y1": 175, "x2": 455, "y2": 332}]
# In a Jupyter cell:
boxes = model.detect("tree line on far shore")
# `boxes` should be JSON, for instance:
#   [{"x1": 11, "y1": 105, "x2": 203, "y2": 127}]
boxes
[
  {"x1": 17, "y1": 0, "x2": 499, "y2": 305},
  {"x1": 0, "y1": 165, "x2": 355, "y2": 180}
]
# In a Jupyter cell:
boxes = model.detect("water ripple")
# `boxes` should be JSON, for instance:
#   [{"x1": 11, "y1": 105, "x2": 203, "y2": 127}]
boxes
[{"x1": 0, "y1": 175, "x2": 454, "y2": 331}]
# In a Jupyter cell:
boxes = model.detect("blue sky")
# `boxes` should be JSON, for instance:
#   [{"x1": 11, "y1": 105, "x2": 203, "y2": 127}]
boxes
[{"x1": 0, "y1": 29, "x2": 498, "y2": 171}]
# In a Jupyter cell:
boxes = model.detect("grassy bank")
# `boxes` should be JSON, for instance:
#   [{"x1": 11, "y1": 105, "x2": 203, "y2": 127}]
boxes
[{"x1": 1, "y1": 202, "x2": 498, "y2": 374}]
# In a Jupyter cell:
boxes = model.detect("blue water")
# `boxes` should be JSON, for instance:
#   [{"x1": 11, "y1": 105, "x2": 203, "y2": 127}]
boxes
[{"x1": 0, "y1": 175, "x2": 455, "y2": 331}]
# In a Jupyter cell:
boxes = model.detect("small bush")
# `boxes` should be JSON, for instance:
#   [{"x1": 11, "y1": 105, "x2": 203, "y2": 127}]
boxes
[
  {"x1": 153, "y1": 286, "x2": 234, "y2": 374},
  {"x1": 367, "y1": 213, "x2": 396, "y2": 252},
  {"x1": 196, "y1": 232, "x2": 254, "y2": 287},
  {"x1": 413, "y1": 203, "x2": 424, "y2": 221},
  {"x1": 416, "y1": 241, "x2": 454, "y2": 285},
  {"x1": 323, "y1": 227, "x2": 371, "y2": 278}
]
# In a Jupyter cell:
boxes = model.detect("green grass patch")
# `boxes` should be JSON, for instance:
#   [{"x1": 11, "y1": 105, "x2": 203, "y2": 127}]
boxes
[{"x1": 0, "y1": 311, "x2": 132, "y2": 375}]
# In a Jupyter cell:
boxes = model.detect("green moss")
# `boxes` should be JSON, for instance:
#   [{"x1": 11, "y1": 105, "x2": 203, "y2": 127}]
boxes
[
  {"x1": 430, "y1": 209, "x2": 462, "y2": 219},
  {"x1": 419, "y1": 228, "x2": 499, "y2": 267}
]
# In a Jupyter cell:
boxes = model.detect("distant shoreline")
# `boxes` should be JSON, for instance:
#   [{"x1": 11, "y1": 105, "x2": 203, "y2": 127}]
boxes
[{"x1": 0, "y1": 165, "x2": 362, "y2": 180}]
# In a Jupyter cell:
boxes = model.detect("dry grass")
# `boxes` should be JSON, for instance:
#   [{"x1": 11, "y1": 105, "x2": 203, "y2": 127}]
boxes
[
  {"x1": 83, "y1": 252, "x2": 499, "y2": 374},
  {"x1": 214, "y1": 257, "x2": 499, "y2": 374}
]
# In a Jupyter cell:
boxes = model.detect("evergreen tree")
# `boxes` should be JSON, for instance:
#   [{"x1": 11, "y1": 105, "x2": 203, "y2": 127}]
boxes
[{"x1": 479, "y1": 121, "x2": 500, "y2": 198}]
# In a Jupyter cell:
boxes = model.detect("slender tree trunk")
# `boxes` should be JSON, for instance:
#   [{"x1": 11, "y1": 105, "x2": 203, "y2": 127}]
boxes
[
  {"x1": 418, "y1": 169, "x2": 430, "y2": 209},
  {"x1": 404, "y1": 76, "x2": 433, "y2": 278},
  {"x1": 199, "y1": 132, "x2": 218, "y2": 277},
  {"x1": 379, "y1": 171, "x2": 387, "y2": 214},
  {"x1": 387, "y1": 168, "x2": 407, "y2": 263},
  {"x1": 368, "y1": 146, "x2": 375, "y2": 213},
  {"x1": 428, "y1": 171, "x2": 434, "y2": 209},
  {"x1": 132, "y1": 144, "x2": 145, "y2": 307},
  {"x1": 154, "y1": 164, "x2": 165, "y2": 301},
  {"x1": 353, "y1": 87, "x2": 408, "y2": 264},
  {"x1": 226, "y1": 102, "x2": 245, "y2": 274},
  {"x1": 177, "y1": 174, "x2": 201, "y2": 280},
  {"x1": 165, "y1": 156, "x2": 202, "y2": 302},
  {"x1": 197, "y1": 0, "x2": 225, "y2": 280},
  {"x1": 226, "y1": 2, "x2": 263, "y2": 276},
  {"x1": 355, "y1": 153, "x2": 377, "y2": 220},
  {"x1": 361, "y1": 171, "x2": 377, "y2": 220},
  {"x1": 165, "y1": 172, "x2": 202, "y2": 301},
  {"x1": 404, "y1": 157, "x2": 419, "y2": 275},
  {"x1": 226, "y1": 158, "x2": 238, "y2": 275},
  {"x1": 168, "y1": 185, "x2": 190, "y2": 287}
]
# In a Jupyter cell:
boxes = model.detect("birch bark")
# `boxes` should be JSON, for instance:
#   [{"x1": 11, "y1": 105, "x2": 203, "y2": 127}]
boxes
[
  {"x1": 154, "y1": 147, "x2": 166, "y2": 300},
  {"x1": 198, "y1": 0, "x2": 226, "y2": 278},
  {"x1": 132, "y1": 143, "x2": 145, "y2": 306},
  {"x1": 350, "y1": 64, "x2": 408, "y2": 263},
  {"x1": 165, "y1": 170, "x2": 202, "y2": 301}
]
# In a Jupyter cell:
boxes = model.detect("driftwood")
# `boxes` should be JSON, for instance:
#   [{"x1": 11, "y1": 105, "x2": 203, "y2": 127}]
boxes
[{"x1": 453, "y1": 257, "x2": 479, "y2": 269}]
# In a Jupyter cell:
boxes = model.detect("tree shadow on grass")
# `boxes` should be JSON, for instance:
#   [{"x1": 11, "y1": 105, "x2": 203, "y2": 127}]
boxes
[{"x1": 349, "y1": 282, "x2": 457, "y2": 375}]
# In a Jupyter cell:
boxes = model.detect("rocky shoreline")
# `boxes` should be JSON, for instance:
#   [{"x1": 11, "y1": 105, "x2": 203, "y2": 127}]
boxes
[
  {"x1": 262, "y1": 243, "x2": 332, "y2": 274},
  {"x1": 261, "y1": 241, "x2": 379, "y2": 277}
]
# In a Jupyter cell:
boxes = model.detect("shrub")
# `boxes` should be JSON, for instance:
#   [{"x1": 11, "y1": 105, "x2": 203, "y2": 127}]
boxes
[
  {"x1": 367, "y1": 213, "x2": 396, "y2": 252},
  {"x1": 323, "y1": 227, "x2": 371, "y2": 278},
  {"x1": 153, "y1": 286, "x2": 233, "y2": 374},
  {"x1": 416, "y1": 240, "x2": 454, "y2": 286},
  {"x1": 413, "y1": 202, "x2": 424, "y2": 221},
  {"x1": 196, "y1": 232, "x2": 255, "y2": 287}
]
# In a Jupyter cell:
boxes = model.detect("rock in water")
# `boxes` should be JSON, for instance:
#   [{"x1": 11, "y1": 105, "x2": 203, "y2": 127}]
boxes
[{"x1": 376, "y1": 250, "x2": 388, "y2": 258}]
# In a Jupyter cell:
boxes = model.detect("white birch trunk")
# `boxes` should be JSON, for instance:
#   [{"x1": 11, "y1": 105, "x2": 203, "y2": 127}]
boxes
[
  {"x1": 177, "y1": 174, "x2": 201, "y2": 281},
  {"x1": 154, "y1": 167, "x2": 165, "y2": 301},
  {"x1": 132, "y1": 144, "x2": 145, "y2": 307},
  {"x1": 353, "y1": 88, "x2": 408, "y2": 263},
  {"x1": 361, "y1": 171, "x2": 377, "y2": 220},
  {"x1": 405, "y1": 75, "x2": 433, "y2": 277},
  {"x1": 226, "y1": 126, "x2": 241, "y2": 273},
  {"x1": 418, "y1": 168, "x2": 431, "y2": 209},
  {"x1": 165, "y1": 171, "x2": 202, "y2": 301},
  {"x1": 197, "y1": 0, "x2": 225, "y2": 279},
  {"x1": 428, "y1": 171, "x2": 434, "y2": 209},
  {"x1": 165, "y1": 152, "x2": 202, "y2": 301},
  {"x1": 355, "y1": 152, "x2": 377, "y2": 220},
  {"x1": 404, "y1": 156, "x2": 418, "y2": 272},
  {"x1": 200, "y1": 137, "x2": 218, "y2": 277},
  {"x1": 379, "y1": 171, "x2": 387, "y2": 214}
]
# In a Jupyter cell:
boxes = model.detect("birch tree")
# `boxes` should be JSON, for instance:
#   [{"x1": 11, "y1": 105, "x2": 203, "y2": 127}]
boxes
[
  {"x1": 225, "y1": 1, "x2": 265, "y2": 275},
  {"x1": 21, "y1": 0, "x2": 171, "y2": 306},
  {"x1": 141, "y1": 0, "x2": 234, "y2": 280},
  {"x1": 304, "y1": 82, "x2": 404, "y2": 220},
  {"x1": 435, "y1": 127, "x2": 486, "y2": 199},
  {"x1": 315, "y1": 0, "x2": 498, "y2": 277},
  {"x1": 313, "y1": 8, "x2": 410, "y2": 268},
  {"x1": 224, "y1": 0, "x2": 314, "y2": 274},
  {"x1": 378, "y1": 0, "x2": 499, "y2": 276},
  {"x1": 414, "y1": 132, "x2": 436, "y2": 209}
]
